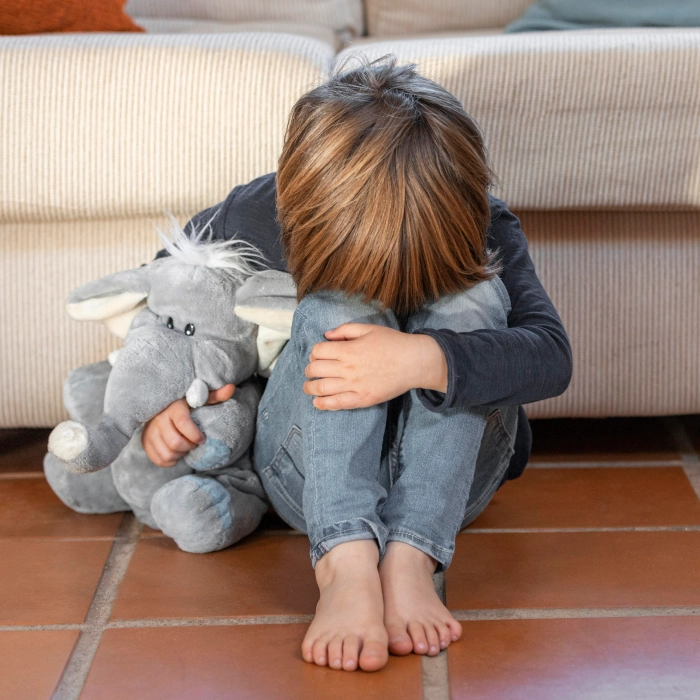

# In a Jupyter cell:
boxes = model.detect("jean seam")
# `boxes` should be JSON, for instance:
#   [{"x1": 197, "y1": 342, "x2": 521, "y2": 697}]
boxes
[{"x1": 261, "y1": 464, "x2": 305, "y2": 520}]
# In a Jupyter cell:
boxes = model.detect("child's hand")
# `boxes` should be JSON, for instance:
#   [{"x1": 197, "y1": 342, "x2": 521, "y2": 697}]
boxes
[
  {"x1": 142, "y1": 384, "x2": 235, "y2": 466},
  {"x1": 303, "y1": 324, "x2": 447, "y2": 410}
]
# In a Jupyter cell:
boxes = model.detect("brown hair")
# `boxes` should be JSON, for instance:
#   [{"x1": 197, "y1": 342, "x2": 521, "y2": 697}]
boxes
[{"x1": 277, "y1": 56, "x2": 496, "y2": 315}]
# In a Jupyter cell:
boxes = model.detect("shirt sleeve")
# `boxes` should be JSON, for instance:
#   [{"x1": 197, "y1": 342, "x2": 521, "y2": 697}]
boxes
[{"x1": 412, "y1": 199, "x2": 573, "y2": 411}]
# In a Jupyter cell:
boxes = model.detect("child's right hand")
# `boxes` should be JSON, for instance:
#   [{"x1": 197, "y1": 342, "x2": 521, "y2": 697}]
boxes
[{"x1": 142, "y1": 384, "x2": 235, "y2": 467}]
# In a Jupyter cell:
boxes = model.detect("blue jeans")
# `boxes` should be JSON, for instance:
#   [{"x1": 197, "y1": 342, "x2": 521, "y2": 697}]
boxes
[{"x1": 253, "y1": 279, "x2": 517, "y2": 570}]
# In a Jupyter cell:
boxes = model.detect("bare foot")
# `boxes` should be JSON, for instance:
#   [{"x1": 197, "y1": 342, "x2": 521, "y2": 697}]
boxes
[
  {"x1": 302, "y1": 540, "x2": 389, "y2": 672},
  {"x1": 379, "y1": 541, "x2": 462, "y2": 656}
]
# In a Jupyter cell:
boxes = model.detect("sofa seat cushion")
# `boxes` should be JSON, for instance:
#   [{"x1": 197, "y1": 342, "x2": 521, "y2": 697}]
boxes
[
  {"x1": 336, "y1": 28, "x2": 700, "y2": 210},
  {"x1": 136, "y1": 17, "x2": 339, "y2": 48}
]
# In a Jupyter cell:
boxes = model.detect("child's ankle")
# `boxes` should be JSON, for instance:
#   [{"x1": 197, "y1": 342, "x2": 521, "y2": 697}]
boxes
[{"x1": 315, "y1": 539, "x2": 379, "y2": 586}]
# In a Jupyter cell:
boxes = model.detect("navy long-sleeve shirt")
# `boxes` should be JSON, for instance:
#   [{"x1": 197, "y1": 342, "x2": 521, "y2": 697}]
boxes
[{"x1": 165, "y1": 172, "x2": 572, "y2": 411}]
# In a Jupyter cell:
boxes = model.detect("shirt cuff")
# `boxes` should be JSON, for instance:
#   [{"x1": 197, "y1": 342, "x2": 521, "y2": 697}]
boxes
[{"x1": 410, "y1": 328, "x2": 458, "y2": 412}]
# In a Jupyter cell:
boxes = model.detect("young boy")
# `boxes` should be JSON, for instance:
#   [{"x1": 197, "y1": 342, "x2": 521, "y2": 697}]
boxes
[{"x1": 143, "y1": 59, "x2": 572, "y2": 672}]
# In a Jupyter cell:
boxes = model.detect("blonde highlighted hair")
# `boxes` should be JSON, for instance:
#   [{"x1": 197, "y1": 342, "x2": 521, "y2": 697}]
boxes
[{"x1": 277, "y1": 56, "x2": 496, "y2": 315}]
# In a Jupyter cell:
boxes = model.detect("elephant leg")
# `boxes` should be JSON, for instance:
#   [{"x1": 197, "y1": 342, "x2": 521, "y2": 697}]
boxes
[
  {"x1": 43, "y1": 452, "x2": 130, "y2": 514},
  {"x1": 150, "y1": 453, "x2": 267, "y2": 553},
  {"x1": 111, "y1": 427, "x2": 192, "y2": 529},
  {"x1": 185, "y1": 380, "x2": 261, "y2": 472},
  {"x1": 63, "y1": 361, "x2": 112, "y2": 426}
]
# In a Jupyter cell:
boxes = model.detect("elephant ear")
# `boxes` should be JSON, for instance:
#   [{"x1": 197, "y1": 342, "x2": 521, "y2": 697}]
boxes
[
  {"x1": 234, "y1": 270, "x2": 297, "y2": 376},
  {"x1": 66, "y1": 267, "x2": 151, "y2": 339}
]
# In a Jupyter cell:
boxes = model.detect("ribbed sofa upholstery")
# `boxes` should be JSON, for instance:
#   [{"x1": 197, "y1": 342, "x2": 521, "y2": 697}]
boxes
[{"x1": 2, "y1": 2, "x2": 698, "y2": 425}]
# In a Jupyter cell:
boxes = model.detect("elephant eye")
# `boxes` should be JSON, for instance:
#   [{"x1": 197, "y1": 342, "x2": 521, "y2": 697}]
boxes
[
  {"x1": 166, "y1": 317, "x2": 174, "y2": 329},
  {"x1": 185, "y1": 323, "x2": 195, "y2": 336}
]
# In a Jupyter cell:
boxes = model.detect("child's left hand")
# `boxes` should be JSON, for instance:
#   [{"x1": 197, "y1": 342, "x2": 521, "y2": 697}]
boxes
[{"x1": 303, "y1": 324, "x2": 447, "y2": 410}]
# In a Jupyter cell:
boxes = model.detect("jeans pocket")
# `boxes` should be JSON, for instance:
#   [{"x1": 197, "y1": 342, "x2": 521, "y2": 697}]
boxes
[{"x1": 260, "y1": 424, "x2": 307, "y2": 530}]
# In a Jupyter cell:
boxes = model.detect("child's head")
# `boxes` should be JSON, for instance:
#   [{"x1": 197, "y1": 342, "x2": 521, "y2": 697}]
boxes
[{"x1": 277, "y1": 57, "x2": 495, "y2": 315}]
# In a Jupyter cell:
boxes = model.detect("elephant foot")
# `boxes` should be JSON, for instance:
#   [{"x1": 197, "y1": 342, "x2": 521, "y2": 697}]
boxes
[
  {"x1": 48, "y1": 421, "x2": 88, "y2": 462},
  {"x1": 43, "y1": 453, "x2": 130, "y2": 514},
  {"x1": 150, "y1": 475, "x2": 267, "y2": 554}
]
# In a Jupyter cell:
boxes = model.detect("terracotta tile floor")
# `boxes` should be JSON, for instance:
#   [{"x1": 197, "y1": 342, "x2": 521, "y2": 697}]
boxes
[{"x1": 1, "y1": 415, "x2": 699, "y2": 699}]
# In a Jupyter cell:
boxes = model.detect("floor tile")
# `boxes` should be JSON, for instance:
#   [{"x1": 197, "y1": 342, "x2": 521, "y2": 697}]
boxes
[
  {"x1": 0, "y1": 539, "x2": 112, "y2": 625},
  {"x1": 446, "y1": 531, "x2": 700, "y2": 610},
  {"x1": 469, "y1": 467, "x2": 700, "y2": 529},
  {"x1": 0, "y1": 630, "x2": 78, "y2": 700},
  {"x1": 84, "y1": 624, "x2": 422, "y2": 700},
  {"x1": 111, "y1": 534, "x2": 318, "y2": 620},
  {"x1": 0, "y1": 478, "x2": 122, "y2": 539},
  {"x1": 529, "y1": 418, "x2": 679, "y2": 463},
  {"x1": 0, "y1": 429, "x2": 50, "y2": 474},
  {"x1": 449, "y1": 616, "x2": 700, "y2": 700}
]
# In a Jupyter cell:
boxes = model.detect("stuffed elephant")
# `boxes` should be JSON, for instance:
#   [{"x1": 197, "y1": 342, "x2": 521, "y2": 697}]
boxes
[{"x1": 44, "y1": 219, "x2": 298, "y2": 553}]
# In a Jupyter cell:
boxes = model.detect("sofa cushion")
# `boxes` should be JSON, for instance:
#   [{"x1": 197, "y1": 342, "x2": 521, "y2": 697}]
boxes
[
  {"x1": 125, "y1": 0, "x2": 363, "y2": 39},
  {"x1": 336, "y1": 29, "x2": 700, "y2": 210},
  {"x1": 506, "y1": 0, "x2": 700, "y2": 34},
  {"x1": 136, "y1": 17, "x2": 339, "y2": 49},
  {"x1": 365, "y1": 0, "x2": 534, "y2": 36},
  {"x1": 0, "y1": 0, "x2": 143, "y2": 35},
  {"x1": 0, "y1": 32, "x2": 333, "y2": 223}
]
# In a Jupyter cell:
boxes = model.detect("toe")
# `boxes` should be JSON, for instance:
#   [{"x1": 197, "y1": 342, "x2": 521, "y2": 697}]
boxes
[
  {"x1": 407, "y1": 621, "x2": 429, "y2": 655},
  {"x1": 385, "y1": 619, "x2": 413, "y2": 656},
  {"x1": 342, "y1": 634, "x2": 360, "y2": 671},
  {"x1": 358, "y1": 635, "x2": 389, "y2": 673},
  {"x1": 328, "y1": 636, "x2": 344, "y2": 670},
  {"x1": 301, "y1": 633, "x2": 315, "y2": 663},
  {"x1": 312, "y1": 638, "x2": 328, "y2": 666},
  {"x1": 436, "y1": 621, "x2": 452, "y2": 650},
  {"x1": 424, "y1": 624, "x2": 441, "y2": 656},
  {"x1": 448, "y1": 618, "x2": 463, "y2": 642}
]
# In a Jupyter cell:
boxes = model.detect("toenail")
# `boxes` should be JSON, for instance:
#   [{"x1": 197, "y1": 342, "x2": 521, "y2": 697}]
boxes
[
  {"x1": 430, "y1": 646, "x2": 438, "y2": 653},
  {"x1": 318, "y1": 657, "x2": 325, "y2": 664},
  {"x1": 441, "y1": 641, "x2": 448, "y2": 648}
]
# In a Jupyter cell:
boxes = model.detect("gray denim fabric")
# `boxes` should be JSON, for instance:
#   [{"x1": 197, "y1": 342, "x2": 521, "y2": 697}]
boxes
[{"x1": 253, "y1": 279, "x2": 517, "y2": 570}]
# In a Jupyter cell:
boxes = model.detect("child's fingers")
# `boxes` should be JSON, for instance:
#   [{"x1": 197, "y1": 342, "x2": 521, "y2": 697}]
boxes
[
  {"x1": 312, "y1": 392, "x2": 360, "y2": 411},
  {"x1": 304, "y1": 359, "x2": 343, "y2": 379},
  {"x1": 207, "y1": 383, "x2": 235, "y2": 405},
  {"x1": 324, "y1": 323, "x2": 373, "y2": 341},
  {"x1": 303, "y1": 377, "x2": 346, "y2": 397},
  {"x1": 160, "y1": 417, "x2": 199, "y2": 453},
  {"x1": 169, "y1": 403, "x2": 205, "y2": 445},
  {"x1": 146, "y1": 433, "x2": 182, "y2": 468}
]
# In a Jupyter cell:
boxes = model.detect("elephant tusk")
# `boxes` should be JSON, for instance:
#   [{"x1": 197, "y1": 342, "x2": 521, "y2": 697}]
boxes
[{"x1": 186, "y1": 378, "x2": 209, "y2": 408}]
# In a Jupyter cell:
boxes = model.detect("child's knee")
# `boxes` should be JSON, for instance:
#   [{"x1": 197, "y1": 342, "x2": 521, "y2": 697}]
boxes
[{"x1": 294, "y1": 290, "x2": 397, "y2": 340}]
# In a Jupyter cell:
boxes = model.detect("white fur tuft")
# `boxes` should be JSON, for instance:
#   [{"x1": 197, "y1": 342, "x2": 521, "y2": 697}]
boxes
[
  {"x1": 155, "y1": 211, "x2": 265, "y2": 284},
  {"x1": 49, "y1": 421, "x2": 88, "y2": 461}
]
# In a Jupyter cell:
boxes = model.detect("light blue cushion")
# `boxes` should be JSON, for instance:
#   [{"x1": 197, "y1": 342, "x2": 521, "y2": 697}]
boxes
[{"x1": 506, "y1": 0, "x2": 700, "y2": 33}]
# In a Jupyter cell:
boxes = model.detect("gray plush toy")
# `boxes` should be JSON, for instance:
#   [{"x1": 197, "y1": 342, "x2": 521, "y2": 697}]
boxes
[{"x1": 45, "y1": 219, "x2": 297, "y2": 553}]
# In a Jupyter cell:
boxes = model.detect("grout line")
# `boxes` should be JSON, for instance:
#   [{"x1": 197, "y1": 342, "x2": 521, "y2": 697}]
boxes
[
  {"x1": 0, "y1": 624, "x2": 84, "y2": 632},
  {"x1": 666, "y1": 417, "x2": 700, "y2": 501},
  {"x1": 450, "y1": 606, "x2": 700, "y2": 621},
  {"x1": 422, "y1": 571, "x2": 450, "y2": 700},
  {"x1": 52, "y1": 513, "x2": 143, "y2": 700},
  {"x1": 461, "y1": 526, "x2": 700, "y2": 534},
  {"x1": 528, "y1": 459, "x2": 684, "y2": 468},
  {"x1": 106, "y1": 615, "x2": 315, "y2": 628}
]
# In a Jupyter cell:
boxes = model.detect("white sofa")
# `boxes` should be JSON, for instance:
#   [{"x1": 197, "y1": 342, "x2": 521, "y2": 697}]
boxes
[{"x1": 2, "y1": 0, "x2": 699, "y2": 426}]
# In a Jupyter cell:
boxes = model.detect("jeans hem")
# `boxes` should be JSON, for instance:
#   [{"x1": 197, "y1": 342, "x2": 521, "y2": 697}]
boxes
[
  {"x1": 310, "y1": 519, "x2": 387, "y2": 567},
  {"x1": 386, "y1": 529, "x2": 455, "y2": 572}
]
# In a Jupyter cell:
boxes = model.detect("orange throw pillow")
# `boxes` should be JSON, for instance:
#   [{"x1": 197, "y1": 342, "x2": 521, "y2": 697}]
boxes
[{"x1": 0, "y1": 0, "x2": 144, "y2": 35}]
